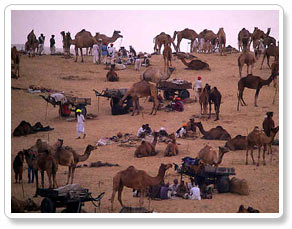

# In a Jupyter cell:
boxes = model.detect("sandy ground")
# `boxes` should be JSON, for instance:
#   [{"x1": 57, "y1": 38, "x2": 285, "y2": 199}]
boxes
[{"x1": 10, "y1": 51, "x2": 279, "y2": 214}]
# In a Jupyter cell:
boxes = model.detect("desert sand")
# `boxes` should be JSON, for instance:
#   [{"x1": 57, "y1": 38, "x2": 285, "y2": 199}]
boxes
[{"x1": 11, "y1": 50, "x2": 279, "y2": 214}]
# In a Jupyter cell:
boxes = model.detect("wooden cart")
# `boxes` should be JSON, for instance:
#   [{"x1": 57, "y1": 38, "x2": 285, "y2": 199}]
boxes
[
  {"x1": 157, "y1": 79, "x2": 192, "y2": 100},
  {"x1": 37, "y1": 184, "x2": 105, "y2": 213}
]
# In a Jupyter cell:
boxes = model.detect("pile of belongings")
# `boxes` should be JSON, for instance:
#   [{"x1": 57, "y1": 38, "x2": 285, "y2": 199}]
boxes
[{"x1": 13, "y1": 121, "x2": 54, "y2": 137}]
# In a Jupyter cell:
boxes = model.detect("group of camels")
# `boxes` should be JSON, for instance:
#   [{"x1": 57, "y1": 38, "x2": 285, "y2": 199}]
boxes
[{"x1": 154, "y1": 27, "x2": 226, "y2": 55}]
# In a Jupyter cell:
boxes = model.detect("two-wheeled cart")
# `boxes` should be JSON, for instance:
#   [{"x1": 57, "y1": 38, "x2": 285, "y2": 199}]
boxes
[
  {"x1": 157, "y1": 79, "x2": 192, "y2": 100},
  {"x1": 37, "y1": 184, "x2": 105, "y2": 213}
]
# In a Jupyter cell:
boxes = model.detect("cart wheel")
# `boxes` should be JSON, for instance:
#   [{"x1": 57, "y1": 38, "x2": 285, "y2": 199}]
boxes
[
  {"x1": 216, "y1": 176, "x2": 230, "y2": 193},
  {"x1": 41, "y1": 197, "x2": 56, "y2": 213},
  {"x1": 179, "y1": 89, "x2": 190, "y2": 100},
  {"x1": 163, "y1": 89, "x2": 175, "y2": 100},
  {"x1": 75, "y1": 106, "x2": 87, "y2": 117}
]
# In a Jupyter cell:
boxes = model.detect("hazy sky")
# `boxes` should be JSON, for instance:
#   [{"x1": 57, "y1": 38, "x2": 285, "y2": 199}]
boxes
[{"x1": 11, "y1": 10, "x2": 279, "y2": 52}]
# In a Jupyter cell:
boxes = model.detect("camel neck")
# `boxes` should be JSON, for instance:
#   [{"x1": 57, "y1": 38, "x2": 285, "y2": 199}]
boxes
[
  {"x1": 179, "y1": 58, "x2": 189, "y2": 67},
  {"x1": 196, "y1": 123, "x2": 207, "y2": 135},
  {"x1": 262, "y1": 74, "x2": 274, "y2": 86},
  {"x1": 152, "y1": 135, "x2": 158, "y2": 147}
]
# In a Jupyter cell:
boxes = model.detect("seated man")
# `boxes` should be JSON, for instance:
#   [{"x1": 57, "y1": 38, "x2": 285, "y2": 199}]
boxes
[
  {"x1": 169, "y1": 178, "x2": 179, "y2": 197},
  {"x1": 176, "y1": 124, "x2": 187, "y2": 138}
]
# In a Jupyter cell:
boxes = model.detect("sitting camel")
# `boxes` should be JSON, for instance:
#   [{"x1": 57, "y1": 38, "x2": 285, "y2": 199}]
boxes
[
  {"x1": 134, "y1": 132, "x2": 159, "y2": 158},
  {"x1": 238, "y1": 49, "x2": 256, "y2": 78},
  {"x1": 141, "y1": 66, "x2": 175, "y2": 83},
  {"x1": 224, "y1": 135, "x2": 247, "y2": 151},
  {"x1": 237, "y1": 73, "x2": 276, "y2": 111},
  {"x1": 110, "y1": 163, "x2": 172, "y2": 211},
  {"x1": 178, "y1": 56, "x2": 210, "y2": 70},
  {"x1": 195, "y1": 122, "x2": 231, "y2": 140},
  {"x1": 198, "y1": 145, "x2": 229, "y2": 166},
  {"x1": 11, "y1": 196, "x2": 40, "y2": 213},
  {"x1": 164, "y1": 133, "x2": 179, "y2": 157},
  {"x1": 119, "y1": 80, "x2": 159, "y2": 116},
  {"x1": 246, "y1": 126, "x2": 279, "y2": 166}
]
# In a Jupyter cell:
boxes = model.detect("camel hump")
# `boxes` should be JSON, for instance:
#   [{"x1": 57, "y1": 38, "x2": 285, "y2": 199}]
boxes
[{"x1": 235, "y1": 135, "x2": 243, "y2": 138}]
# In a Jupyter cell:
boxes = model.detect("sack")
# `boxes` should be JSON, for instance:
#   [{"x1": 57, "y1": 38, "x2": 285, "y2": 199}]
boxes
[{"x1": 230, "y1": 177, "x2": 249, "y2": 195}]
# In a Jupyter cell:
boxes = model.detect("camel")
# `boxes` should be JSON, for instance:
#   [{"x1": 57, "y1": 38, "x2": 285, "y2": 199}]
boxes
[
  {"x1": 195, "y1": 122, "x2": 231, "y2": 140},
  {"x1": 26, "y1": 30, "x2": 39, "y2": 57},
  {"x1": 110, "y1": 163, "x2": 172, "y2": 210},
  {"x1": 237, "y1": 73, "x2": 275, "y2": 111},
  {"x1": 134, "y1": 132, "x2": 159, "y2": 158},
  {"x1": 198, "y1": 145, "x2": 229, "y2": 166},
  {"x1": 94, "y1": 30, "x2": 123, "y2": 45},
  {"x1": 199, "y1": 85, "x2": 209, "y2": 115},
  {"x1": 224, "y1": 135, "x2": 247, "y2": 151},
  {"x1": 271, "y1": 60, "x2": 279, "y2": 104},
  {"x1": 237, "y1": 28, "x2": 251, "y2": 52},
  {"x1": 61, "y1": 31, "x2": 72, "y2": 57},
  {"x1": 119, "y1": 80, "x2": 159, "y2": 116},
  {"x1": 25, "y1": 147, "x2": 58, "y2": 197},
  {"x1": 260, "y1": 44, "x2": 279, "y2": 69},
  {"x1": 198, "y1": 29, "x2": 218, "y2": 52},
  {"x1": 106, "y1": 65, "x2": 119, "y2": 82},
  {"x1": 11, "y1": 196, "x2": 40, "y2": 213},
  {"x1": 251, "y1": 27, "x2": 270, "y2": 44},
  {"x1": 164, "y1": 135, "x2": 179, "y2": 157},
  {"x1": 177, "y1": 56, "x2": 210, "y2": 70},
  {"x1": 141, "y1": 67, "x2": 175, "y2": 83},
  {"x1": 163, "y1": 44, "x2": 172, "y2": 73},
  {"x1": 11, "y1": 46, "x2": 20, "y2": 79},
  {"x1": 217, "y1": 28, "x2": 226, "y2": 56},
  {"x1": 153, "y1": 32, "x2": 177, "y2": 54},
  {"x1": 246, "y1": 126, "x2": 279, "y2": 166},
  {"x1": 238, "y1": 49, "x2": 256, "y2": 78},
  {"x1": 54, "y1": 139, "x2": 97, "y2": 184},
  {"x1": 173, "y1": 28, "x2": 198, "y2": 52},
  {"x1": 73, "y1": 29, "x2": 96, "y2": 62},
  {"x1": 263, "y1": 35, "x2": 276, "y2": 47},
  {"x1": 208, "y1": 86, "x2": 222, "y2": 121}
]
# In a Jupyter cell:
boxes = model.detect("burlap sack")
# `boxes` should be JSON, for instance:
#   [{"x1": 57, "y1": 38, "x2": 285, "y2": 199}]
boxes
[{"x1": 230, "y1": 177, "x2": 249, "y2": 195}]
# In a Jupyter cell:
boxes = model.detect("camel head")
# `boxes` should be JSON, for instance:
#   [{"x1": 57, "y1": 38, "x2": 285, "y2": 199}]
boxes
[
  {"x1": 204, "y1": 63, "x2": 211, "y2": 71},
  {"x1": 160, "y1": 163, "x2": 172, "y2": 171},
  {"x1": 24, "y1": 198, "x2": 40, "y2": 211},
  {"x1": 60, "y1": 31, "x2": 65, "y2": 36},
  {"x1": 113, "y1": 30, "x2": 123, "y2": 38},
  {"x1": 219, "y1": 146, "x2": 229, "y2": 155},
  {"x1": 86, "y1": 144, "x2": 97, "y2": 154}
]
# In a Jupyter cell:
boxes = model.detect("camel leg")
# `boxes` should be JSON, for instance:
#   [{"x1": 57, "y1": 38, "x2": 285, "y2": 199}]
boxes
[
  {"x1": 267, "y1": 56, "x2": 271, "y2": 69},
  {"x1": 208, "y1": 102, "x2": 212, "y2": 119},
  {"x1": 269, "y1": 144, "x2": 273, "y2": 164},
  {"x1": 131, "y1": 97, "x2": 137, "y2": 116},
  {"x1": 139, "y1": 190, "x2": 145, "y2": 207},
  {"x1": 239, "y1": 65, "x2": 242, "y2": 78},
  {"x1": 273, "y1": 83, "x2": 278, "y2": 104},
  {"x1": 46, "y1": 170, "x2": 52, "y2": 188},
  {"x1": 254, "y1": 87, "x2": 261, "y2": 107},
  {"x1": 71, "y1": 166, "x2": 76, "y2": 184},
  {"x1": 66, "y1": 166, "x2": 71, "y2": 185},
  {"x1": 263, "y1": 146, "x2": 266, "y2": 166},
  {"x1": 136, "y1": 98, "x2": 140, "y2": 115},
  {"x1": 117, "y1": 186, "x2": 124, "y2": 208},
  {"x1": 190, "y1": 40, "x2": 194, "y2": 53},
  {"x1": 74, "y1": 47, "x2": 78, "y2": 62},
  {"x1": 177, "y1": 39, "x2": 181, "y2": 52},
  {"x1": 245, "y1": 149, "x2": 249, "y2": 165},
  {"x1": 260, "y1": 54, "x2": 266, "y2": 70},
  {"x1": 250, "y1": 63, "x2": 254, "y2": 75},
  {"x1": 250, "y1": 148, "x2": 255, "y2": 165},
  {"x1": 41, "y1": 170, "x2": 45, "y2": 188},
  {"x1": 215, "y1": 103, "x2": 220, "y2": 121},
  {"x1": 246, "y1": 65, "x2": 249, "y2": 75},
  {"x1": 110, "y1": 187, "x2": 118, "y2": 211},
  {"x1": 34, "y1": 169, "x2": 39, "y2": 197},
  {"x1": 257, "y1": 147, "x2": 261, "y2": 166},
  {"x1": 80, "y1": 48, "x2": 84, "y2": 63}
]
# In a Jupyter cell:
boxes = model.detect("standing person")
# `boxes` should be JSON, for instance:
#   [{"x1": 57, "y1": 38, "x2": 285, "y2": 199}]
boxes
[
  {"x1": 107, "y1": 43, "x2": 116, "y2": 65},
  {"x1": 101, "y1": 42, "x2": 108, "y2": 64},
  {"x1": 193, "y1": 76, "x2": 202, "y2": 102},
  {"x1": 129, "y1": 45, "x2": 136, "y2": 57},
  {"x1": 199, "y1": 37, "x2": 205, "y2": 53},
  {"x1": 192, "y1": 38, "x2": 199, "y2": 53},
  {"x1": 38, "y1": 33, "x2": 45, "y2": 55},
  {"x1": 97, "y1": 39, "x2": 103, "y2": 64},
  {"x1": 49, "y1": 35, "x2": 56, "y2": 55},
  {"x1": 134, "y1": 54, "x2": 142, "y2": 71},
  {"x1": 76, "y1": 109, "x2": 86, "y2": 139},
  {"x1": 263, "y1": 112, "x2": 275, "y2": 137},
  {"x1": 92, "y1": 40, "x2": 100, "y2": 64}
]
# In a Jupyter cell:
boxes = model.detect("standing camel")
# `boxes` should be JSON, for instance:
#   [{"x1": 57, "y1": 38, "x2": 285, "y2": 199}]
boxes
[
  {"x1": 208, "y1": 86, "x2": 222, "y2": 121},
  {"x1": 110, "y1": 163, "x2": 172, "y2": 210},
  {"x1": 217, "y1": 28, "x2": 226, "y2": 56},
  {"x1": 119, "y1": 80, "x2": 159, "y2": 116},
  {"x1": 173, "y1": 28, "x2": 198, "y2": 53},
  {"x1": 237, "y1": 73, "x2": 276, "y2": 111},
  {"x1": 162, "y1": 43, "x2": 172, "y2": 73},
  {"x1": 61, "y1": 31, "x2": 72, "y2": 57},
  {"x1": 246, "y1": 126, "x2": 279, "y2": 166},
  {"x1": 153, "y1": 32, "x2": 177, "y2": 54},
  {"x1": 94, "y1": 30, "x2": 123, "y2": 45},
  {"x1": 54, "y1": 139, "x2": 97, "y2": 184},
  {"x1": 237, "y1": 28, "x2": 251, "y2": 52},
  {"x1": 11, "y1": 46, "x2": 20, "y2": 78},
  {"x1": 260, "y1": 44, "x2": 279, "y2": 69},
  {"x1": 238, "y1": 49, "x2": 256, "y2": 78},
  {"x1": 271, "y1": 60, "x2": 279, "y2": 104},
  {"x1": 198, "y1": 29, "x2": 218, "y2": 53},
  {"x1": 26, "y1": 30, "x2": 39, "y2": 57},
  {"x1": 73, "y1": 29, "x2": 95, "y2": 62},
  {"x1": 199, "y1": 84, "x2": 209, "y2": 115}
]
